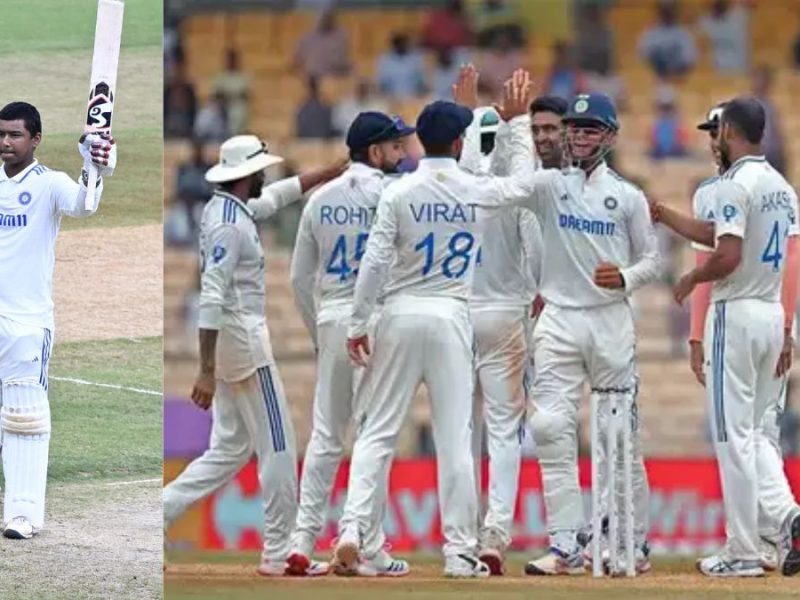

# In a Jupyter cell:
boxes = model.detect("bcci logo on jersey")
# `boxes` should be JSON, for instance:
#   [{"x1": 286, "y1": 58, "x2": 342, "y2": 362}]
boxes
[{"x1": 0, "y1": 213, "x2": 28, "y2": 228}]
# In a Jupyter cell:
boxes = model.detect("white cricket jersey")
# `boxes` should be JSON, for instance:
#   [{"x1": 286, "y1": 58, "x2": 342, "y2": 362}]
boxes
[
  {"x1": 290, "y1": 163, "x2": 390, "y2": 345},
  {"x1": 349, "y1": 115, "x2": 535, "y2": 337},
  {"x1": 0, "y1": 159, "x2": 101, "y2": 330},
  {"x1": 691, "y1": 175, "x2": 720, "y2": 252},
  {"x1": 197, "y1": 177, "x2": 302, "y2": 381},
  {"x1": 511, "y1": 161, "x2": 661, "y2": 308},
  {"x1": 711, "y1": 155, "x2": 800, "y2": 303}
]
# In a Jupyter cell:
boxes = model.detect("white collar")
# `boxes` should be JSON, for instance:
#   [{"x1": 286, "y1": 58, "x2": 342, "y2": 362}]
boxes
[
  {"x1": 348, "y1": 162, "x2": 384, "y2": 178},
  {"x1": 418, "y1": 157, "x2": 457, "y2": 170},
  {"x1": 0, "y1": 159, "x2": 39, "y2": 183}
]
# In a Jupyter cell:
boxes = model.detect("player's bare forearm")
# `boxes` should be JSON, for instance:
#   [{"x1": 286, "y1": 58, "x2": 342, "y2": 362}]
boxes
[
  {"x1": 781, "y1": 236, "x2": 799, "y2": 330},
  {"x1": 198, "y1": 328, "x2": 219, "y2": 376},
  {"x1": 298, "y1": 158, "x2": 349, "y2": 193},
  {"x1": 690, "y1": 246, "x2": 740, "y2": 284},
  {"x1": 658, "y1": 203, "x2": 715, "y2": 247}
]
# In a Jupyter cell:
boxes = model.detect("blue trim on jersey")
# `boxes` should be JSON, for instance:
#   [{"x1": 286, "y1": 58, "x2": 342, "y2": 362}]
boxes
[
  {"x1": 223, "y1": 198, "x2": 238, "y2": 224},
  {"x1": 257, "y1": 366, "x2": 286, "y2": 452},
  {"x1": 712, "y1": 301, "x2": 728, "y2": 442},
  {"x1": 39, "y1": 329, "x2": 52, "y2": 391}
]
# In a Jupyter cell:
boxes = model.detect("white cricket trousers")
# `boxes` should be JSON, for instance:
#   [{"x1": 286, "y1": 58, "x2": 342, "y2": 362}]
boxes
[
  {"x1": 529, "y1": 301, "x2": 649, "y2": 552},
  {"x1": 295, "y1": 309, "x2": 386, "y2": 555},
  {"x1": 470, "y1": 307, "x2": 528, "y2": 547},
  {"x1": 339, "y1": 296, "x2": 479, "y2": 557},
  {"x1": 705, "y1": 298, "x2": 799, "y2": 560},
  {"x1": 163, "y1": 364, "x2": 297, "y2": 561},
  {"x1": 0, "y1": 315, "x2": 53, "y2": 530}
]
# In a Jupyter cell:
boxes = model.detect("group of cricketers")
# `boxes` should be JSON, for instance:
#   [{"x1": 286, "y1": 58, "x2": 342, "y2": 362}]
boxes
[{"x1": 163, "y1": 64, "x2": 800, "y2": 579}]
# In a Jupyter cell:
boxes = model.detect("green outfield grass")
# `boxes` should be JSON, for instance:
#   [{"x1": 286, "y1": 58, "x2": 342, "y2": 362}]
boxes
[
  {"x1": 3, "y1": 0, "x2": 162, "y2": 230},
  {"x1": 164, "y1": 552, "x2": 800, "y2": 600},
  {"x1": 0, "y1": 337, "x2": 163, "y2": 486},
  {"x1": 47, "y1": 336, "x2": 163, "y2": 481},
  {"x1": 0, "y1": 0, "x2": 161, "y2": 53}
]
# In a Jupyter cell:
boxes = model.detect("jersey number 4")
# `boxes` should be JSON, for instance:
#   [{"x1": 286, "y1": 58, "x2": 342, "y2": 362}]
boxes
[
  {"x1": 326, "y1": 233, "x2": 369, "y2": 282},
  {"x1": 415, "y1": 231, "x2": 475, "y2": 279},
  {"x1": 761, "y1": 220, "x2": 783, "y2": 272}
]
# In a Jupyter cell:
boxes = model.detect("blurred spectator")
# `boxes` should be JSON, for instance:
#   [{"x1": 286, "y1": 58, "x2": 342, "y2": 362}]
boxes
[
  {"x1": 431, "y1": 48, "x2": 470, "y2": 100},
  {"x1": 575, "y1": 3, "x2": 613, "y2": 77},
  {"x1": 175, "y1": 140, "x2": 213, "y2": 238},
  {"x1": 752, "y1": 66, "x2": 787, "y2": 176},
  {"x1": 792, "y1": 24, "x2": 800, "y2": 70},
  {"x1": 473, "y1": 0, "x2": 525, "y2": 48},
  {"x1": 295, "y1": 77, "x2": 336, "y2": 139},
  {"x1": 479, "y1": 31, "x2": 524, "y2": 98},
  {"x1": 212, "y1": 49, "x2": 251, "y2": 135},
  {"x1": 575, "y1": 3, "x2": 626, "y2": 110},
  {"x1": 164, "y1": 55, "x2": 197, "y2": 139},
  {"x1": 293, "y1": 8, "x2": 351, "y2": 78},
  {"x1": 422, "y1": 0, "x2": 473, "y2": 53},
  {"x1": 193, "y1": 92, "x2": 230, "y2": 143},
  {"x1": 649, "y1": 86, "x2": 689, "y2": 159},
  {"x1": 332, "y1": 78, "x2": 388, "y2": 135},
  {"x1": 376, "y1": 33, "x2": 427, "y2": 99},
  {"x1": 638, "y1": 0, "x2": 697, "y2": 78},
  {"x1": 545, "y1": 42, "x2": 586, "y2": 100},
  {"x1": 163, "y1": 16, "x2": 181, "y2": 80},
  {"x1": 698, "y1": 0, "x2": 750, "y2": 74}
]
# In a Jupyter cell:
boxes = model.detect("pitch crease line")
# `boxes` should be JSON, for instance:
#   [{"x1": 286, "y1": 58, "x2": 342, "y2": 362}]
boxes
[{"x1": 50, "y1": 376, "x2": 161, "y2": 396}]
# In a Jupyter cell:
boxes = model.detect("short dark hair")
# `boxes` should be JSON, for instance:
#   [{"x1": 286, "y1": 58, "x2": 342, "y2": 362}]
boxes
[
  {"x1": 421, "y1": 141, "x2": 456, "y2": 157},
  {"x1": 0, "y1": 102, "x2": 42, "y2": 137},
  {"x1": 529, "y1": 96, "x2": 568, "y2": 117},
  {"x1": 721, "y1": 97, "x2": 765, "y2": 144},
  {"x1": 350, "y1": 148, "x2": 369, "y2": 163}
]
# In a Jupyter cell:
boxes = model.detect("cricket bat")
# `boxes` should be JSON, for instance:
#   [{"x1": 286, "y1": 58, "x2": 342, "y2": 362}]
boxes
[{"x1": 84, "y1": 0, "x2": 124, "y2": 210}]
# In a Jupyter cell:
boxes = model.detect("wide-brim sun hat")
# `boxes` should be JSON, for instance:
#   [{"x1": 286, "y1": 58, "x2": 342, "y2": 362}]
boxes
[{"x1": 205, "y1": 135, "x2": 284, "y2": 183}]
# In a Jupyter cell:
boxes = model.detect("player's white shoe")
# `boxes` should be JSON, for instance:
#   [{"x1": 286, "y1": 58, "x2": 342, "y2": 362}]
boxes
[
  {"x1": 356, "y1": 548, "x2": 410, "y2": 577},
  {"x1": 780, "y1": 511, "x2": 800, "y2": 576},
  {"x1": 759, "y1": 537, "x2": 779, "y2": 572},
  {"x1": 478, "y1": 527, "x2": 506, "y2": 576},
  {"x1": 696, "y1": 554, "x2": 765, "y2": 577},
  {"x1": 332, "y1": 523, "x2": 361, "y2": 575},
  {"x1": 443, "y1": 553, "x2": 491, "y2": 578},
  {"x1": 3, "y1": 517, "x2": 35, "y2": 540},
  {"x1": 524, "y1": 547, "x2": 584, "y2": 576}
]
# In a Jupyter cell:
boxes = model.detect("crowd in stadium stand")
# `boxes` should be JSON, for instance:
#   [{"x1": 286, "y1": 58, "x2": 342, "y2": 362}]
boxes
[{"x1": 163, "y1": 0, "x2": 799, "y2": 455}]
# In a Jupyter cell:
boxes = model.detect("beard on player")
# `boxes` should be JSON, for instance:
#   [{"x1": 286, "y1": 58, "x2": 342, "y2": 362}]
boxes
[
  {"x1": 248, "y1": 169, "x2": 266, "y2": 198},
  {"x1": 717, "y1": 132, "x2": 733, "y2": 172}
]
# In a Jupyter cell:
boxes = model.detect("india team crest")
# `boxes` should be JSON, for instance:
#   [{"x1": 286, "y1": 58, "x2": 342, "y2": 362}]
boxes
[
  {"x1": 604, "y1": 196, "x2": 618, "y2": 210},
  {"x1": 18, "y1": 192, "x2": 32, "y2": 206},
  {"x1": 575, "y1": 99, "x2": 589, "y2": 113}
]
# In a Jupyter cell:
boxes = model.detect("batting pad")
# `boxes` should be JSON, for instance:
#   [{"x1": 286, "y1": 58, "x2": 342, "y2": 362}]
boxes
[{"x1": 2, "y1": 380, "x2": 51, "y2": 529}]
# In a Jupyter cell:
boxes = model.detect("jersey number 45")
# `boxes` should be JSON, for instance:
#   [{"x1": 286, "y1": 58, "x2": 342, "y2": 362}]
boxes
[{"x1": 326, "y1": 233, "x2": 369, "y2": 282}]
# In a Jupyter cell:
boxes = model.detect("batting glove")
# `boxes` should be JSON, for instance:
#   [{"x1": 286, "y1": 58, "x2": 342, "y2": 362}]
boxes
[{"x1": 79, "y1": 132, "x2": 117, "y2": 178}]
